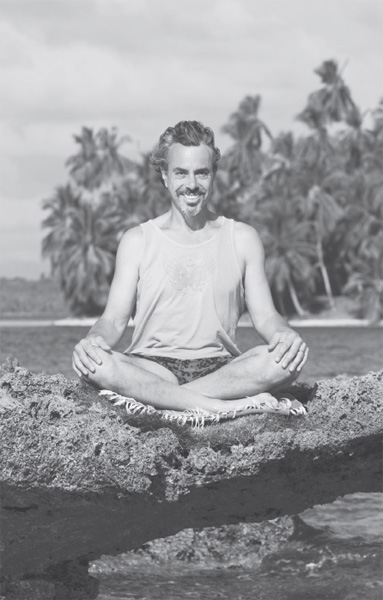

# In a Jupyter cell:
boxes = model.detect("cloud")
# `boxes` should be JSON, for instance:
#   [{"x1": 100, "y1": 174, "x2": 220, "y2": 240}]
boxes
[
  {"x1": 1, "y1": 1, "x2": 381, "y2": 180},
  {"x1": 0, "y1": 153, "x2": 67, "y2": 200},
  {"x1": 1, "y1": 25, "x2": 151, "y2": 122},
  {"x1": 0, "y1": 195, "x2": 47, "y2": 278},
  {"x1": 1, "y1": 1, "x2": 381, "y2": 129},
  {"x1": 0, "y1": 0, "x2": 382, "y2": 277}
]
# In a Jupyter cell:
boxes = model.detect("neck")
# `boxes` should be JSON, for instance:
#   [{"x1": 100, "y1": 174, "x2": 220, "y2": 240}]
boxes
[{"x1": 170, "y1": 203, "x2": 213, "y2": 231}]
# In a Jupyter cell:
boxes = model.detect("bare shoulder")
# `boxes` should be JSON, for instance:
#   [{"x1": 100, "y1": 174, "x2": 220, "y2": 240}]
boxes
[
  {"x1": 116, "y1": 226, "x2": 145, "y2": 265},
  {"x1": 120, "y1": 224, "x2": 144, "y2": 241},
  {"x1": 233, "y1": 221, "x2": 264, "y2": 261},
  {"x1": 119, "y1": 225, "x2": 144, "y2": 248}
]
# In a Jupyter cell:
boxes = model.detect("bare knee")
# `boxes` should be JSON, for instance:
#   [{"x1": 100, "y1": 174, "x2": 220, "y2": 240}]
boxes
[
  {"x1": 85, "y1": 349, "x2": 117, "y2": 389},
  {"x1": 265, "y1": 347, "x2": 300, "y2": 385},
  {"x1": 246, "y1": 345, "x2": 299, "y2": 387}
]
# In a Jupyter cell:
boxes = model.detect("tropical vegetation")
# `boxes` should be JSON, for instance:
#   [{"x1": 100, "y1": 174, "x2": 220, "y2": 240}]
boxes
[
  {"x1": 0, "y1": 277, "x2": 68, "y2": 318},
  {"x1": 42, "y1": 60, "x2": 383, "y2": 320}
]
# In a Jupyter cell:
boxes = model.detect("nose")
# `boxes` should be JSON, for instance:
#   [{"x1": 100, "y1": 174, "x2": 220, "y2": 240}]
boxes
[{"x1": 187, "y1": 172, "x2": 197, "y2": 189}]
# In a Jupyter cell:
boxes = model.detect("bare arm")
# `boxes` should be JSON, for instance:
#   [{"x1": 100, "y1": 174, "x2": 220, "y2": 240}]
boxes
[
  {"x1": 234, "y1": 222, "x2": 308, "y2": 372},
  {"x1": 72, "y1": 227, "x2": 144, "y2": 377}
]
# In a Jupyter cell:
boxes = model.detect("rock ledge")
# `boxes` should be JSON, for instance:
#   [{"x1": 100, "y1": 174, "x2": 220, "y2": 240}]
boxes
[{"x1": 1, "y1": 363, "x2": 382, "y2": 599}]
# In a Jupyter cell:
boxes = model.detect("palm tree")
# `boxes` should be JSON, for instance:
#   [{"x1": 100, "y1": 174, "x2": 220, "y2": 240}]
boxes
[
  {"x1": 260, "y1": 132, "x2": 301, "y2": 202},
  {"x1": 42, "y1": 188, "x2": 120, "y2": 314},
  {"x1": 338, "y1": 105, "x2": 374, "y2": 171},
  {"x1": 306, "y1": 60, "x2": 356, "y2": 125},
  {"x1": 365, "y1": 98, "x2": 383, "y2": 189},
  {"x1": 221, "y1": 95, "x2": 272, "y2": 186},
  {"x1": 335, "y1": 98, "x2": 383, "y2": 288},
  {"x1": 42, "y1": 184, "x2": 81, "y2": 271},
  {"x1": 59, "y1": 201, "x2": 119, "y2": 314},
  {"x1": 304, "y1": 185, "x2": 344, "y2": 308},
  {"x1": 109, "y1": 177, "x2": 151, "y2": 240},
  {"x1": 296, "y1": 105, "x2": 336, "y2": 180},
  {"x1": 66, "y1": 126, "x2": 135, "y2": 197},
  {"x1": 294, "y1": 61, "x2": 361, "y2": 308},
  {"x1": 256, "y1": 199, "x2": 317, "y2": 316},
  {"x1": 134, "y1": 151, "x2": 170, "y2": 218},
  {"x1": 211, "y1": 167, "x2": 251, "y2": 221},
  {"x1": 65, "y1": 128, "x2": 98, "y2": 190},
  {"x1": 343, "y1": 232, "x2": 383, "y2": 322},
  {"x1": 296, "y1": 60, "x2": 357, "y2": 181}
]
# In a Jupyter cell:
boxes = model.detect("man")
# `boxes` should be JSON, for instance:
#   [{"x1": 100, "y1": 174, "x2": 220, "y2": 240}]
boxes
[{"x1": 72, "y1": 121, "x2": 308, "y2": 415}]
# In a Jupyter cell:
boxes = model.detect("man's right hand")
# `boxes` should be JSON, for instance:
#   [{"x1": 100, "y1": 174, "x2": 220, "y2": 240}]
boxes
[{"x1": 72, "y1": 336, "x2": 112, "y2": 378}]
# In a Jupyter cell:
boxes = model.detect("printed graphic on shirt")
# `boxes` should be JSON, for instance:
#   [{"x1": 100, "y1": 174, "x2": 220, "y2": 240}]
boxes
[{"x1": 162, "y1": 247, "x2": 217, "y2": 293}]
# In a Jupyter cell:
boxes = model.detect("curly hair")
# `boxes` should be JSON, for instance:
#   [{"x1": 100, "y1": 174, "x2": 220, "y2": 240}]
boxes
[{"x1": 151, "y1": 121, "x2": 221, "y2": 177}]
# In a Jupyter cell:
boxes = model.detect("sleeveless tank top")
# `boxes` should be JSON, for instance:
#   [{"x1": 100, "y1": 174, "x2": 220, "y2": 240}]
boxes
[{"x1": 126, "y1": 216, "x2": 245, "y2": 359}]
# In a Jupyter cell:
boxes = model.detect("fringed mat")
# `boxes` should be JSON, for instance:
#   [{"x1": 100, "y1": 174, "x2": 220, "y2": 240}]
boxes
[{"x1": 99, "y1": 390, "x2": 307, "y2": 428}]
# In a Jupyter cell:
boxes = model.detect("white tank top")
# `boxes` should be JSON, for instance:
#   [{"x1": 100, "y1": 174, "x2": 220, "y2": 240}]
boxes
[{"x1": 127, "y1": 216, "x2": 245, "y2": 359}]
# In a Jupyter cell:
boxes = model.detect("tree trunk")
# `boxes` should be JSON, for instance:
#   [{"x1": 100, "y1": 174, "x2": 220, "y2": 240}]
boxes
[
  {"x1": 316, "y1": 237, "x2": 335, "y2": 309},
  {"x1": 286, "y1": 275, "x2": 306, "y2": 317}
]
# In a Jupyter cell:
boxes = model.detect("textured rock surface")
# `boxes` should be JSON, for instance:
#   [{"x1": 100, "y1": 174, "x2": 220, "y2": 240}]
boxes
[
  {"x1": 90, "y1": 515, "x2": 299, "y2": 576},
  {"x1": 0, "y1": 361, "x2": 382, "y2": 598}
]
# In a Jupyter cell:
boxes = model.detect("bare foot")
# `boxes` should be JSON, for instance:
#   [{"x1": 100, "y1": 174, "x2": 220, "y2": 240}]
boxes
[
  {"x1": 274, "y1": 392, "x2": 307, "y2": 415},
  {"x1": 218, "y1": 392, "x2": 288, "y2": 415}
]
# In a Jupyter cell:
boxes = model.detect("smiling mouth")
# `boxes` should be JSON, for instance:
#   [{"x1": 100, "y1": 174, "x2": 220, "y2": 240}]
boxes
[
  {"x1": 183, "y1": 194, "x2": 200, "y2": 200},
  {"x1": 180, "y1": 191, "x2": 204, "y2": 201}
]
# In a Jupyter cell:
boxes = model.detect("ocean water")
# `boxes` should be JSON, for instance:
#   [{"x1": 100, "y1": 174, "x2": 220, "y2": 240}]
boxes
[
  {"x1": 94, "y1": 543, "x2": 383, "y2": 600},
  {"x1": 0, "y1": 325, "x2": 382, "y2": 383},
  {"x1": 1, "y1": 325, "x2": 382, "y2": 599}
]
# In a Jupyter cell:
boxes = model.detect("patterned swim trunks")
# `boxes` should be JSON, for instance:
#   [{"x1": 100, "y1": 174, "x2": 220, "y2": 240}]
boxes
[{"x1": 133, "y1": 355, "x2": 233, "y2": 385}]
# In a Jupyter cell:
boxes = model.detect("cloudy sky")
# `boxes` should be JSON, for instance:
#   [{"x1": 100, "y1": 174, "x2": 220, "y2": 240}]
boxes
[{"x1": 1, "y1": 0, "x2": 382, "y2": 278}]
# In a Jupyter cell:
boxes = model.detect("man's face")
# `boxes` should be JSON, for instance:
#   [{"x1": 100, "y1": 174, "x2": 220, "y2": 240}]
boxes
[{"x1": 161, "y1": 143, "x2": 215, "y2": 218}]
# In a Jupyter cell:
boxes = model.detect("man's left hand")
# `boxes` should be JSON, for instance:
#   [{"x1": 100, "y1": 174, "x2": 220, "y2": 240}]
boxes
[{"x1": 268, "y1": 331, "x2": 309, "y2": 373}]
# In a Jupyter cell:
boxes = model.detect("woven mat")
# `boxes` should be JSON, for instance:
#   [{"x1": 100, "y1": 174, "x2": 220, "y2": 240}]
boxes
[{"x1": 99, "y1": 390, "x2": 307, "y2": 428}]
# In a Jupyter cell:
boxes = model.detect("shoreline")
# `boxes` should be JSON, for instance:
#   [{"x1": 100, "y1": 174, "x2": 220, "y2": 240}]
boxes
[{"x1": 0, "y1": 317, "x2": 382, "y2": 328}]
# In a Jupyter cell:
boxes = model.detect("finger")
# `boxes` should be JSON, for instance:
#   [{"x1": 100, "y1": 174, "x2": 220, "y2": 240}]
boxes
[
  {"x1": 286, "y1": 346, "x2": 306, "y2": 372},
  {"x1": 274, "y1": 337, "x2": 294, "y2": 363},
  {"x1": 281, "y1": 339, "x2": 305, "y2": 369},
  {"x1": 268, "y1": 334, "x2": 280, "y2": 352},
  {"x1": 72, "y1": 361, "x2": 83, "y2": 379},
  {"x1": 95, "y1": 336, "x2": 112, "y2": 352},
  {"x1": 72, "y1": 353, "x2": 90, "y2": 377},
  {"x1": 75, "y1": 345, "x2": 98, "y2": 373},
  {"x1": 297, "y1": 347, "x2": 309, "y2": 372},
  {"x1": 83, "y1": 341, "x2": 104, "y2": 366}
]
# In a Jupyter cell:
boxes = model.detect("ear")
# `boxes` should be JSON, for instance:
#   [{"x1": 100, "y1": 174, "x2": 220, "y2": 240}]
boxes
[{"x1": 161, "y1": 169, "x2": 168, "y2": 187}]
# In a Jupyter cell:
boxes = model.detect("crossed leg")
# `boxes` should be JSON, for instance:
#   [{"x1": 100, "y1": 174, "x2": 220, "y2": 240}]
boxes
[
  {"x1": 83, "y1": 345, "x2": 299, "y2": 413},
  {"x1": 182, "y1": 345, "x2": 298, "y2": 399}
]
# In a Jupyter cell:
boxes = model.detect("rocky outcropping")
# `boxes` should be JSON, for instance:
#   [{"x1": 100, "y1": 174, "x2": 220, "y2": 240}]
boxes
[{"x1": 0, "y1": 361, "x2": 382, "y2": 599}]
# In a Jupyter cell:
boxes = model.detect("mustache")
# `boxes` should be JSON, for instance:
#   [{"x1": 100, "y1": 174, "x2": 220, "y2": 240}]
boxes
[{"x1": 176, "y1": 187, "x2": 205, "y2": 196}]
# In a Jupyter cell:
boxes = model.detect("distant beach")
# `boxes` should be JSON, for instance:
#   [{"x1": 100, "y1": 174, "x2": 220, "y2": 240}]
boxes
[
  {"x1": 1, "y1": 278, "x2": 381, "y2": 328},
  {"x1": 0, "y1": 316, "x2": 381, "y2": 328}
]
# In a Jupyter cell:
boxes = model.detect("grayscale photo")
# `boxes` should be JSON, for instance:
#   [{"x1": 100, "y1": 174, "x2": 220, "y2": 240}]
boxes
[{"x1": 0, "y1": 1, "x2": 382, "y2": 599}]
